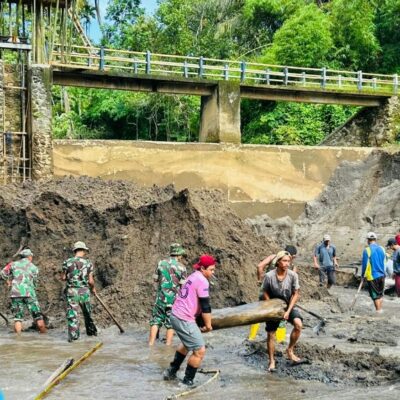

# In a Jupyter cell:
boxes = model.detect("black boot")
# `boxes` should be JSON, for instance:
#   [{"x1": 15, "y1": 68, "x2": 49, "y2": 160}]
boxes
[
  {"x1": 163, "y1": 351, "x2": 186, "y2": 381},
  {"x1": 182, "y1": 365, "x2": 197, "y2": 386}
]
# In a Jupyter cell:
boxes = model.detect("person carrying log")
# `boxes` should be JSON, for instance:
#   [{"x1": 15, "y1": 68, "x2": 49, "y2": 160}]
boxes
[
  {"x1": 263, "y1": 250, "x2": 302, "y2": 372},
  {"x1": 149, "y1": 243, "x2": 187, "y2": 346},
  {"x1": 62, "y1": 241, "x2": 97, "y2": 342},
  {"x1": 250, "y1": 246, "x2": 298, "y2": 340},
  {"x1": 163, "y1": 254, "x2": 216, "y2": 386},
  {"x1": 257, "y1": 245, "x2": 298, "y2": 285},
  {"x1": 0, "y1": 249, "x2": 46, "y2": 334}
]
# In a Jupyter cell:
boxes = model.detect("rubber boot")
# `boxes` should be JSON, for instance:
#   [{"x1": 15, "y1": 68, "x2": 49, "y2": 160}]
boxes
[
  {"x1": 163, "y1": 351, "x2": 186, "y2": 380},
  {"x1": 182, "y1": 365, "x2": 197, "y2": 386}
]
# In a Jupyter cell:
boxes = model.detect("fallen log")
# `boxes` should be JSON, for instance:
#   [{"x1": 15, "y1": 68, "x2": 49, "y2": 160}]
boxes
[{"x1": 207, "y1": 299, "x2": 286, "y2": 331}]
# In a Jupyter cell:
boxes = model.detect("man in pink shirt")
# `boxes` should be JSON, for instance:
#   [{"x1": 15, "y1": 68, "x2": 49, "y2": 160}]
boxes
[{"x1": 163, "y1": 254, "x2": 216, "y2": 386}]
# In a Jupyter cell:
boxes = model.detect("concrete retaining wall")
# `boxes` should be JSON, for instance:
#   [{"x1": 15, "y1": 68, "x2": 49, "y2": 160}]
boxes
[{"x1": 53, "y1": 140, "x2": 373, "y2": 218}]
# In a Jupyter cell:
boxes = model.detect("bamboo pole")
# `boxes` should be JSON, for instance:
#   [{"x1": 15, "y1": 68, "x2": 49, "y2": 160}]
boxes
[
  {"x1": 34, "y1": 342, "x2": 103, "y2": 400},
  {"x1": 48, "y1": 0, "x2": 59, "y2": 62},
  {"x1": 166, "y1": 369, "x2": 220, "y2": 400},
  {"x1": 42, "y1": 358, "x2": 74, "y2": 388}
]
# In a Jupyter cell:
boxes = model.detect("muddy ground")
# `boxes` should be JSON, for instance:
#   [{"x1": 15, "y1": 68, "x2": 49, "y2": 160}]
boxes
[
  {"x1": 243, "y1": 286, "x2": 400, "y2": 390},
  {"x1": 1, "y1": 150, "x2": 400, "y2": 398},
  {"x1": 0, "y1": 176, "x2": 280, "y2": 327},
  {"x1": 1, "y1": 287, "x2": 400, "y2": 400}
]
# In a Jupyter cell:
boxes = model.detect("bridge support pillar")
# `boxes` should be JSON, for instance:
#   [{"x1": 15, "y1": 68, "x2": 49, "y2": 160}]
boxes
[
  {"x1": 29, "y1": 65, "x2": 54, "y2": 179},
  {"x1": 199, "y1": 81, "x2": 241, "y2": 143}
]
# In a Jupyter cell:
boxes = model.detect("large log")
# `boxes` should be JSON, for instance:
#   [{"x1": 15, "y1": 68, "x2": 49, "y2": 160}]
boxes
[{"x1": 210, "y1": 299, "x2": 286, "y2": 331}]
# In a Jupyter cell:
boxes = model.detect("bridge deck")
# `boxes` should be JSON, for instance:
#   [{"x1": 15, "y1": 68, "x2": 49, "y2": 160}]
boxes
[{"x1": 52, "y1": 68, "x2": 389, "y2": 107}]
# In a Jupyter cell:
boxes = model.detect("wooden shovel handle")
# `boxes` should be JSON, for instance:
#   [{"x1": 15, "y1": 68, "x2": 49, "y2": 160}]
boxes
[
  {"x1": 349, "y1": 278, "x2": 364, "y2": 311},
  {"x1": 94, "y1": 293, "x2": 125, "y2": 333}
]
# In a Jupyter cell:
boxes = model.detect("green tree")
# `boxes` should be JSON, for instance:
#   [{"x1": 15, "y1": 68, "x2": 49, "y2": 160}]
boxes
[
  {"x1": 262, "y1": 4, "x2": 333, "y2": 67},
  {"x1": 330, "y1": 0, "x2": 380, "y2": 70},
  {"x1": 242, "y1": 101, "x2": 356, "y2": 145},
  {"x1": 375, "y1": 0, "x2": 400, "y2": 73},
  {"x1": 102, "y1": 0, "x2": 144, "y2": 47}
]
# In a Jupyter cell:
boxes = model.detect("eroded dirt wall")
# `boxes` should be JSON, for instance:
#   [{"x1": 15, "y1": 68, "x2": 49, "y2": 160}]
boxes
[
  {"x1": 248, "y1": 150, "x2": 400, "y2": 263},
  {"x1": 0, "y1": 177, "x2": 278, "y2": 326}
]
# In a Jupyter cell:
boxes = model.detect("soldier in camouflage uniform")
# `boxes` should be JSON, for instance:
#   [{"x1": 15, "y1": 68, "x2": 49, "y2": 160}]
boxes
[
  {"x1": 149, "y1": 243, "x2": 187, "y2": 346},
  {"x1": 62, "y1": 241, "x2": 97, "y2": 342},
  {"x1": 0, "y1": 249, "x2": 46, "y2": 334}
]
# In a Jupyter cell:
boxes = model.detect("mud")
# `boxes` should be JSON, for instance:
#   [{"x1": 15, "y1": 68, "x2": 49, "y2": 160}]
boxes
[
  {"x1": 245, "y1": 341, "x2": 400, "y2": 386},
  {"x1": 243, "y1": 286, "x2": 400, "y2": 389},
  {"x1": 0, "y1": 176, "x2": 280, "y2": 328},
  {"x1": 1, "y1": 151, "x2": 400, "y2": 398},
  {"x1": 1, "y1": 288, "x2": 400, "y2": 400}
]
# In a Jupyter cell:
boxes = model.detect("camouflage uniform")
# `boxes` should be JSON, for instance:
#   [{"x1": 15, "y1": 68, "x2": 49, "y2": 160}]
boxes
[
  {"x1": 0, "y1": 258, "x2": 43, "y2": 321},
  {"x1": 63, "y1": 256, "x2": 97, "y2": 341},
  {"x1": 150, "y1": 257, "x2": 187, "y2": 329}
]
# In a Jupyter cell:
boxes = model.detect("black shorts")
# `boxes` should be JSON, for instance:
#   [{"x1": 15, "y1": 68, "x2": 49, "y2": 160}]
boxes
[
  {"x1": 367, "y1": 277, "x2": 385, "y2": 300},
  {"x1": 265, "y1": 307, "x2": 303, "y2": 332}
]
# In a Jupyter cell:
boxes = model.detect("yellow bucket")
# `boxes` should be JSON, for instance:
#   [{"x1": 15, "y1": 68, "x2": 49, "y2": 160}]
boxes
[
  {"x1": 276, "y1": 325, "x2": 286, "y2": 343},
  {"x1": 248, "y1": 323, "x2": 260, "y2": 341}
]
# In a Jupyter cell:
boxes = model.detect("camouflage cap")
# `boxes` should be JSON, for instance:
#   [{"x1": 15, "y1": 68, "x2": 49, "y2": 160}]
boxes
[
  {"x1": 73, "y1": 241, "x2": 89, "y2": 252},
  {"x1": 170, "y1": 243, "x2": 185, "y2": 256},
  {"x1": 19, "y1": 248, "x2": 33, "y2": 258}
]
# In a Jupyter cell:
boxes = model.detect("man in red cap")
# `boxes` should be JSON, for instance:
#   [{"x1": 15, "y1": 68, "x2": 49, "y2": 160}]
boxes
[{"x1": 163, "y1": 254, "x2": 216, "y2": 386}]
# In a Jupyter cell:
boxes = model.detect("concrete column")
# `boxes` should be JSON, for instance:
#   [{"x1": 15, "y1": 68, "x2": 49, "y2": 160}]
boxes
[
  {"x1": 199, "y1": 81, "x2": 241, "y2": 143},
  {"x1": 321, "y1": 96, "x2": 400, "y2": 147},
  {"x1": 29, "y1": 65, "x2": 53, "y2": 179},
  {"x1": 0, "y1": 60, "x2": 4, "y2": 180}
]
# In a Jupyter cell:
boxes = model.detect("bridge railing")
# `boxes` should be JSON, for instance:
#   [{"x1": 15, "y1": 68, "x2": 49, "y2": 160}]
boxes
[{"x1": 51, "y1": 44, "x2": 398, "y2": 94}]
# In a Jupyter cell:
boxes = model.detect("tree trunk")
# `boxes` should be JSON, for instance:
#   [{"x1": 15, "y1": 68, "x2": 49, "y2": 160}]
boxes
[{"x1": 207, "y1": 299, "x2": 286, "y2": 331}]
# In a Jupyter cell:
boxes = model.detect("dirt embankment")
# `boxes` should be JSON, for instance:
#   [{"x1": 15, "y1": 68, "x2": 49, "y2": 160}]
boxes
[
  {"x1": 248, "y1": 150, "x2": 400, "y2": 263},
  {"x1": 0, "y1": 177, "x2": 280, "y2": 326}
]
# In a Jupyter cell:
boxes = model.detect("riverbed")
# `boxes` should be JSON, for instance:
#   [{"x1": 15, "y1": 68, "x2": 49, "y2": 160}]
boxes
[{"x1": 1, "y1": 287, "x2": 400, "y2": 400}]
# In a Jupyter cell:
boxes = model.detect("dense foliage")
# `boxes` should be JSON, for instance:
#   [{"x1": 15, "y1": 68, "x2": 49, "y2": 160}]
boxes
[{"x1": 53, "y1": 0, "x2": 400, "y2": 144}]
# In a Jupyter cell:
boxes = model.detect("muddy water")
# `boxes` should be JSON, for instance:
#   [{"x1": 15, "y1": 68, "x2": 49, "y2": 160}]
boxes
[{"x1": 1, "y1": 287, "x2": 400, "y2": 400}]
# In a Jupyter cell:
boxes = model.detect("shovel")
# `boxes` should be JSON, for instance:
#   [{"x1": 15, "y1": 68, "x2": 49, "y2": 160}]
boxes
[
  {"x1": 94, "y1": 293, "x2": 125, "y2": 333},
  {"x1": 296, "y1": 305, "x2": 326, "y2": 335},
  {"x1": 349, "y1": 278, "x2": 364, "y2": 311}
]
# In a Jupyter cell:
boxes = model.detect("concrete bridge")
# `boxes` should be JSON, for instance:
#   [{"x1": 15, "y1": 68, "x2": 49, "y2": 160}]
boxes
[
  {"x1": 51, "y1": 45, "x2": 398, "y2": 143},
  {"x1": 1, "y1": 43, "x2": 399, "y2": 184}
]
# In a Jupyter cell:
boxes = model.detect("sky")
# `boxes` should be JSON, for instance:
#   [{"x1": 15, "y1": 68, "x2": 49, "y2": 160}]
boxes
[{"x1": 89, "y1": 0, "x2": 159, "y2": 43}]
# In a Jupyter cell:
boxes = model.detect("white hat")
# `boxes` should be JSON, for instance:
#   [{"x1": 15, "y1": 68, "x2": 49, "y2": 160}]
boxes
[
  {"x1": 73, "y1": 241, "x2": 89, "y2": 251},
  {"x1": 323, "y1": 234, "x2": 331, "y2": 241},
  {"x1": 366, "y1": 232, "x2": 377, "y2": 240},
  {"x1": 19, "y1": 248, "x2": 33, "y2": 258}
]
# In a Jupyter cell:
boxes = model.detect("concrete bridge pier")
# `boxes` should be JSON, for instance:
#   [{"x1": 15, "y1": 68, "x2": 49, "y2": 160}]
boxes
[
  {"x1": 29, "y1": 65, "x2": 54, "y2": 180},
  {"x1": 199, "y1": 81, "x2": 241, "y2": 143}
]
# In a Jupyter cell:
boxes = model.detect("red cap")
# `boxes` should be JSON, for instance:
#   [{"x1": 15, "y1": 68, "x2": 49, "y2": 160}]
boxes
[{"x1": 193, "y1": 254, "x2": 216, "y2": 270}]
